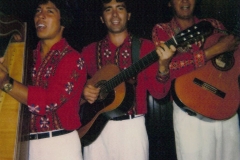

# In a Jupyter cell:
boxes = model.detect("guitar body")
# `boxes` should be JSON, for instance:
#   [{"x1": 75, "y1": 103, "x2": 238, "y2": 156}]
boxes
[
  {"x1": 173, "y1": 51, "x2": 240, "y2": 120},
  {"x1": 79, "y1": 64, "x2": 135, "y2": 146}
]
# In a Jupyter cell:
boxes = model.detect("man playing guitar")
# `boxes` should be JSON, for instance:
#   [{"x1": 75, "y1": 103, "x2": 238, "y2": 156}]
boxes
[
  {"x1": 80, "y1": 0, "x2": 175, "y2": 159},
  {"x1": 152, "y1": 0, "x2": 240, "y2": 159}
]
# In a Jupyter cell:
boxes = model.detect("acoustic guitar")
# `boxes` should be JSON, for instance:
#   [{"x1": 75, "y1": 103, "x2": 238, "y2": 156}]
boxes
[
  {"x1": 79, "y1": 21, "x2": 214, "y2": 146},
  {"x1": 172, "y1": 20, "x2": 240, "y2": 120}
]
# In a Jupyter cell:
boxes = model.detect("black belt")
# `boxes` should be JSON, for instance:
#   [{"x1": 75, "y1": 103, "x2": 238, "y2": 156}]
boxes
[
  {"x1": 29, "y1": 129, "x2": 73, "y2": 140},
  {"x1": 110, "y1": 114, "x2": 145, "y2": 121},
  {"x1": 111, "y1": 114, "x2": 135, "y2": 121}
]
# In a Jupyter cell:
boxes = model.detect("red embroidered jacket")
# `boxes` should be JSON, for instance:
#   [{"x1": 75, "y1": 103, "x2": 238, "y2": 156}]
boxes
[
  {"x1": 81, "y1": 34, "x2": 166, "y2": 114},
  {"x1": 152, "y1": 17, "x2": 227, "y2": 98},
  {"x1": 27, "y1": 39, "x2": 87, "y2": 132}
]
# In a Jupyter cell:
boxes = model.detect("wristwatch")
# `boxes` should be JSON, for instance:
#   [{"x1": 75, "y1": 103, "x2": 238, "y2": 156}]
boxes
[{"x1": 2, "y1": 77, "x2": 14, "y2": 92}]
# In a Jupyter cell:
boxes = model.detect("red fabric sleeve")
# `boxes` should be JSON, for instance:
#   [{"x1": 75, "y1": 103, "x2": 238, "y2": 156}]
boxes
[
  {"x1": 81, "y1": 42, "x2": 98, "y2": 77},
  {"x1": 28, "y1": 52, "x2": 86, "y2": 114},
  {"x1": 27, "y1": 51, "x2": 86, "y2": 130},
  {"x1": 136, "y1": 39, "x2": 171, "y2": 113}
]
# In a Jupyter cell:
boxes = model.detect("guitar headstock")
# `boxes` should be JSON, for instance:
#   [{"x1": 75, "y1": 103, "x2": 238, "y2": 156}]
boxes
[{"x1": 173, "y1": 21, "x2": 214, "y2": 47}]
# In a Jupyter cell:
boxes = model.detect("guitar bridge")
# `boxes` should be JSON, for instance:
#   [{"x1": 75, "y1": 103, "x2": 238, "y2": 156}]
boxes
[{"x1": 193, "y1": 78, "x2": 225, "y2": 98}]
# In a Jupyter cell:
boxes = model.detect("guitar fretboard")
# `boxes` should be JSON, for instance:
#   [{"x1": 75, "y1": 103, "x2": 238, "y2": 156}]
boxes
[{"x1": 105, "y1": 39, "x2": 175, "y2": 91}]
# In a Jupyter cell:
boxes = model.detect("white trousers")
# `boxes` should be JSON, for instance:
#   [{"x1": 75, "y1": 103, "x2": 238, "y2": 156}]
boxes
[
  {"x1": 29, "y1": 130, "x2": 83, "y2": 160},
  {"x1": 83, "y1": 116, "x2": 149, "y2": 160},
  {"x1": 173, "y1": 101, "x2": 240, "y2": 160}
]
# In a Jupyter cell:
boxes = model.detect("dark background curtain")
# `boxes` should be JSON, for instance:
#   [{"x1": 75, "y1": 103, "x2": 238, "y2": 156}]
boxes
[{"x1": 1, "y1": 0, "x2": 239, "y2": 51}]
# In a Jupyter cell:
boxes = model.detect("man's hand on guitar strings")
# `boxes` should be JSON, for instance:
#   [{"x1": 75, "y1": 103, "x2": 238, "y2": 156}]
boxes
[
  {"x1": 83, "y1": 85, "x2": 101, "y2": 104},
  {"x1": 193, "y1": 36, "x2": 205, "y2": 48}
]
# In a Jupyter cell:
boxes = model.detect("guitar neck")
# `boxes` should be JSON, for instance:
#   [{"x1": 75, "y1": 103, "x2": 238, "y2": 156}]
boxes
[
  {"x1": 107, "y1": 50, "x2": 157, "y2": 90},
  {"x1": 105, "y1": 40, "x2": 175, "y2": 91},
  {"x1": 103, "y1": 21, "x2": 214, "y2": 92}
]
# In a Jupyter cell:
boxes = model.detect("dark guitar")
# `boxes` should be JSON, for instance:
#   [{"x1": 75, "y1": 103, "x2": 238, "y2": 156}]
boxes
[
  {"x1": 172, "y1": 20, "x2": 240, "y2": 120},
  {"x1": 79, "y1": 21, "x2": 214, "y2": 146}
]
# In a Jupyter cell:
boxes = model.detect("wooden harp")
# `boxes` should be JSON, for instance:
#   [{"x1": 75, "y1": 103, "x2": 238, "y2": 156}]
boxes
[{"x1": 0, "y1": 13, "x2": 30, "y2": 160}]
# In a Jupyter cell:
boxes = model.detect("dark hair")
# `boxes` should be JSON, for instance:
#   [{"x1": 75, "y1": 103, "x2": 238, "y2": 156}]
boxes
[
  {"x1": 99, "y1": 0, "x2": 131, "y2": 15},
  {"x1": 35, "y1": 0, "x2": 73, "y2": 28}
]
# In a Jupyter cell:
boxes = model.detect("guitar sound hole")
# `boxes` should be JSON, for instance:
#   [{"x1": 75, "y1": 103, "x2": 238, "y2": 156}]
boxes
[
  {"x1": 95, "y1": 80, "x2": 109, "y2": 100},
  {"x1": 212, "y1": 52, "x2": 235, "y2": 71}
]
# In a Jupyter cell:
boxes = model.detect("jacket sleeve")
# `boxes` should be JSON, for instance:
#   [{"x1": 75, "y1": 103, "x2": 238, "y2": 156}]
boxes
[
  {"x1": 137, "y1": 39, "x2": 171, "y2": 100},
  {"x1": 27, "y1": 51, "x2": 87, "y2": 116}
]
